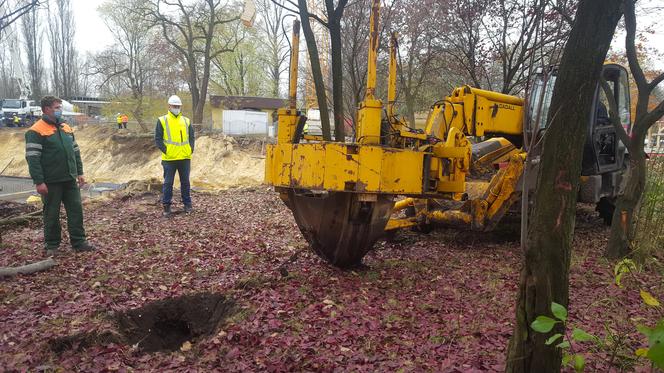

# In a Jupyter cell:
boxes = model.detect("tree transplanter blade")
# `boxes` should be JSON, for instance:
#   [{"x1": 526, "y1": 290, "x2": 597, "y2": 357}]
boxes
[{"x1": 285, "y1": 190, "x2": 394, "y2": 268}]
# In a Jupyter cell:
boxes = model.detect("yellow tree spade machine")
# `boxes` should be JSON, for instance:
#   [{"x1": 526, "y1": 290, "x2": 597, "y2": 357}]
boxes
[{"x1": 265, "y1": 0, "x2": 631, "y2": 268}]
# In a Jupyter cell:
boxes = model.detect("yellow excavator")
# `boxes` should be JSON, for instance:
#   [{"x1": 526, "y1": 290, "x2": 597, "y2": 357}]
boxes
[{"x1": 265, "y1": 0, "x2": 631, "y2": 268}]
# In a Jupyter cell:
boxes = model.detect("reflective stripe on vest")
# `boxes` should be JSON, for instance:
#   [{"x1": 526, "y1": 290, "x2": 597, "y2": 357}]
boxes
[
  {"x1": 162, "y1": 116, "x2": 190, "y2": 146},
  {"x1": 160, "y1": 113, "x2": 191, "y2": 161}
]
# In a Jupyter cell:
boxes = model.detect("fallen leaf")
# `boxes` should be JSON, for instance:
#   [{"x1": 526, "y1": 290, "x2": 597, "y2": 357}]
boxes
[
  {"x1": 640, "y1": 290, "x2": 660, "y2": 307},
  {"x1": 636, "y1": 348, "x2": 649, "y2": 357}
]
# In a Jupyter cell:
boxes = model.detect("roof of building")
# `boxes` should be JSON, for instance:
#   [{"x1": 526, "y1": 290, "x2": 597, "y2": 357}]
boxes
[
  {"x1": 209, "y1": 95, "x2": 287, "y2": 110},
  {"x1": 69, "y1": 100, "x2": 111, "y2": 104}
]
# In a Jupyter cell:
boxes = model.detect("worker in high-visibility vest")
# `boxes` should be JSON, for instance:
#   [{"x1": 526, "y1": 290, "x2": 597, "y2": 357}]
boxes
[
  {"x1": 154, "y1": 95, "x2": 195, "y2": 217},
  {"x1": 13, "y1": 114, "x2": 20, "y2": 127},
  {"x1": 121, "y1": 114, "x2": 128, "y2": 129},
  {"x1": 116, "y1": 113, "x2": 123, "y2": 129}
]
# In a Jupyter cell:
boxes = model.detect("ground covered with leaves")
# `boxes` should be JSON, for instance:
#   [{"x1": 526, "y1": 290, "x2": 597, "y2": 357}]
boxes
[{"x1": 1, "y1": 189, "x2": 662, "y2": 372}]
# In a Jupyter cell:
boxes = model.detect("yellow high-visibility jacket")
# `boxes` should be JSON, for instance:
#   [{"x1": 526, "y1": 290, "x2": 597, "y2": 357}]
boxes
[{"x1": 157, "y1": 111, "x2": 192, "y2": 161}]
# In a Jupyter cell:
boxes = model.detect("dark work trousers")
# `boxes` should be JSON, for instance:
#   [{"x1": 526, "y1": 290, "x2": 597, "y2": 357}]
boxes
[
  {"x1": 162, "y1": 159, "x2": 192, "y2": 207},
  {"x1": 41, "y1": 180, "x2": 86, "y2": 249}
]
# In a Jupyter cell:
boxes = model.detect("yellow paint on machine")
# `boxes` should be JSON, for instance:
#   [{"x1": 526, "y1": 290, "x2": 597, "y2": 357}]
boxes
[{"x1": 265, "y1": 142, "x2": 426, "y2": 194}]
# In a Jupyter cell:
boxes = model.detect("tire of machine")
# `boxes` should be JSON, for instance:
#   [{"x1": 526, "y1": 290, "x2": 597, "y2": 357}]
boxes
[
  {"x1": 596, "y1": 197, "x2": 615, "y2": 226},
  {"x1": 287, "y1": 190, "x2": 394, "y2": 268}
]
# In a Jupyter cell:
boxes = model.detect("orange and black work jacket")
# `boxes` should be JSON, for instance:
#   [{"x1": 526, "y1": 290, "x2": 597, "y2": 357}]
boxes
[
  {"x1": 25, "y1": 116, "x2": 83, "y2": 185},
  {"x1": 154, "y1": 111, "x2": 195, "y2": 161}
]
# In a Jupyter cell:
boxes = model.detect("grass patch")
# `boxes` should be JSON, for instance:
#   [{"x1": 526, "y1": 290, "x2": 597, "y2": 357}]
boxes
[
  {"x1": 634, "y1": 158, "x2": 664, "y2": 261},
  {"x1": 362, "y1": 270, "x2": 381, "y2": 282},
  {"x1": 241, "y1": 252, "x2": 257, "y2": 265}
]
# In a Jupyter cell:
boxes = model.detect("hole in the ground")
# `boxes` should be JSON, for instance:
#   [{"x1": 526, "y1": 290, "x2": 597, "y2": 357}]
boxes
[
  {"x1": 118, "y1": 292, "x2": 236, "y2": 353},
  {"x1": 144, "y1": 318, "x2": 192, "y2": 352},
  {"x1": 49, "y1": 292, "x2": 236, "y2": 354}
]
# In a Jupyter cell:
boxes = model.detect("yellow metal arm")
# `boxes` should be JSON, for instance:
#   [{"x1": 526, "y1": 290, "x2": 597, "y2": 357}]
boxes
[
  {"x1": 276, "y1": 19, "x2": 302, "y2": 146},
  {"x1": 387, "y1": 32, "x2": 398, "y2": 119},
  {"x1": 288, "y1": 20, "x2": 300, "y2": 110},
  {"x1": 355, "y1": 0, "x2": 382, "y2": 146},
  {"x1": 424, "y1": 86, "x2": 525, "y2": 141}
]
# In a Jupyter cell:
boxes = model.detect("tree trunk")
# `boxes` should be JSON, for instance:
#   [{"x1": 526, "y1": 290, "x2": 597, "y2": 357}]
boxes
[
  {"x1": 603, "y1": 0, "x2": 664, "y2": 258},
  {"x1": 271, "y1": 57, "x2": 280, "y2": 98},
  {"x1": 0, "y1": 210, "x2": 41, "y2": 228},
  {"x1": 329, "y1": 20, "x2": 346, "y2": 141},
  {"x1": 297, "y1": 0, "x2": 332, "y2": 141},
  {"x1": 605, "y1": 149, "x2": 646, "y2": 258},
  {"x1": 0, "y1": 258, "x2": 57, "y2": 277},
  {"x1": 404, "y1": 87, "x2": 416, "y2": 127},
  {"x1": 132, "y1": 96, "x2": 147, "y2": 132},
  {"x1": 505, "y1": 1, "x2": 622, "y2": 371},
  {"x1": 195, "y1": 61, "x2": 209, "y2": 124}
]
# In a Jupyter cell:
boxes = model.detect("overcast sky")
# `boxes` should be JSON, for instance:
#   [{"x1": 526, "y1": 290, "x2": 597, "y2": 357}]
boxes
[
  {"x1": 71, "y1": 0, "x2": 114, "y2": 54},
  {"x1": 70, "y1": 0, "x2": 664, "y2": 70}
]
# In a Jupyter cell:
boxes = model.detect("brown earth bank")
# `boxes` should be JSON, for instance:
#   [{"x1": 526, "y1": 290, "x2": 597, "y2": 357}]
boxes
[
  {"x1": 0, "y1": 189, "x2": 662, "y2": 372},
  {"x1": 0, "y1": 125, "x2": 265, "y2": 189}
]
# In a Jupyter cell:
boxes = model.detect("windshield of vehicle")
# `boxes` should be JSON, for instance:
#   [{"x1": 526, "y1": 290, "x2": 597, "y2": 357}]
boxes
[
  {"x1": 528, "y1": 74, "x2": 557, "y2": 129},
  {"x1": 2, "y1": 99, "x2": 22, "y2": 109},
  {"x1": 598, "y1": 66, "x2": 632, "y2": 134}
]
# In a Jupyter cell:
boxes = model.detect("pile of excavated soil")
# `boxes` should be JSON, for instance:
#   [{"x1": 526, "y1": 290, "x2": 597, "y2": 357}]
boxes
[{"x1": 0, "y1": 125, "x2": 265, "y2": 189}]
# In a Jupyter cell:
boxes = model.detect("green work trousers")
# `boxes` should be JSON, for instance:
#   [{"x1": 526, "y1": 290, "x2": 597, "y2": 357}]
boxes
[{"x1": 41, "y1": 180, "x2": 86, "y2": 249}]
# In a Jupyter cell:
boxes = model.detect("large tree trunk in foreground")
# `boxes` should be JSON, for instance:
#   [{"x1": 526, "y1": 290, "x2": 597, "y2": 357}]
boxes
[
  {"x1": 605, "y1": 150, "x2": 646, "y2": 259},
  {"x1": 505, "y1": 0, "x2": 622, "y2": 371}
]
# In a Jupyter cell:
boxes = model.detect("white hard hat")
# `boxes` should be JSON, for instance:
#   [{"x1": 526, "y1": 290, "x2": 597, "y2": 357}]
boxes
[{"x1": 168, "y1": 95, "x2": 182, "y2": 106}]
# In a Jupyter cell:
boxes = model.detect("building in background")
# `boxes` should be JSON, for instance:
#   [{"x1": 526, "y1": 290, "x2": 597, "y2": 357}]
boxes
[{"x1": 209, "y1": 95, "x2": 286, "y2": 137}]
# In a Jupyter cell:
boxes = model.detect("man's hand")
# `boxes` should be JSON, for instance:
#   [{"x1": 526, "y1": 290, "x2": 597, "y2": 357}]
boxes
[
  {"x1": 77, "y1": 176, "x2": 86, "y2": 187},
  {"x1": 36, "y1": 183, "x2": 48, "y2": 195}
]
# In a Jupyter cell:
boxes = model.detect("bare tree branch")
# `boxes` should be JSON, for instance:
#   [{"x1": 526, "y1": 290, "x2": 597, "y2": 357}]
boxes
[
  {"x1": 624, "y1": 0, "x2": 646, "y2": 91},
  {"x1": 648, "y1": 72, "x2": 664, "y2": 91},
  {"x1": 0, "y1": 0, "x2": 40, "y2": 36}
]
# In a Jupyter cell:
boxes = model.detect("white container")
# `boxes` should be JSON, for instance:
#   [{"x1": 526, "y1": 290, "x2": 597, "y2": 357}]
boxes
[{"x1": 222, "y1": 110, "x2": 268, "y2": 136}]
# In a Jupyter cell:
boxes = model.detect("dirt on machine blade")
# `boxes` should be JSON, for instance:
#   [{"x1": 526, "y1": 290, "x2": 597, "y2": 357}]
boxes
[{"x1": 285, "y1": 190, "x2": 394, "y2": 268}]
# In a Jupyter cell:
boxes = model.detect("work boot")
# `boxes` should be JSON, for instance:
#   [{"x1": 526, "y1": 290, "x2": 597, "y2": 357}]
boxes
[
  {"x1": 162, "y1": 204, "x2": 172, "y2": 217},
  {"x1": 73, "y1": 241, "x2": 96, "y2": 252},
  {"x1": 45, "y1": 247, "x2": 60, "y2": 257},
  {"x1": 184, "y1": 205, "x2": 193, "y2": 214}
]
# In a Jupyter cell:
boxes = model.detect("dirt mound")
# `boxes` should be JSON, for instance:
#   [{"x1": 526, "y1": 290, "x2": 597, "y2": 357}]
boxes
[
  {"x1": 50, "y1": 292, "x2": 236, "y2": 353},
  {"x1": 0, "y1": 125, "x2": 265, "y2": 189}
]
